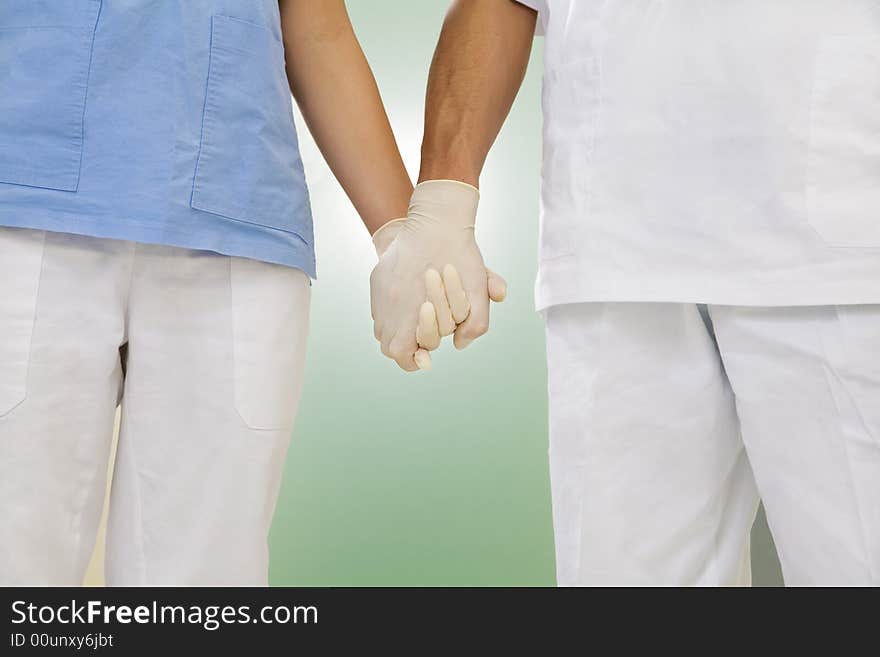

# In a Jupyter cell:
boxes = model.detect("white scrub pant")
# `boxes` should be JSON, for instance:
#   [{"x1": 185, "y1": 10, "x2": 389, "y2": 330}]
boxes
[
  {"x1": 0, "y1": 227, "x2": 310, "y2": 585},
  {"x1": 545, "y1": 302, "x2": 880, "y2": 586}
]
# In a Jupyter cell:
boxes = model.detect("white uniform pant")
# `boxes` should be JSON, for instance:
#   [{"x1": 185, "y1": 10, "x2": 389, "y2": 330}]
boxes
[
  {"x1": 0, "y1": 228, "x2": 310, "y2": 585},
  {"x1": 545, "y1": 302, "x2": 880, "y2": 586}
]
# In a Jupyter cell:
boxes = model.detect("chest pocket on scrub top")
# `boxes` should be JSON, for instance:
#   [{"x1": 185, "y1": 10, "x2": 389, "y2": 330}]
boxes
[
  {"x1": 0, "y1": 0, "x2": 101, "y2": 191},
  {"x1": 191, "y1": 15, "x2": 312, "y2": 246}
]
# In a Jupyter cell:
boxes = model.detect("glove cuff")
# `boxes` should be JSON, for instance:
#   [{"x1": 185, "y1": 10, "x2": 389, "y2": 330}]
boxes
[
  {"x1": 409, "y1": 180, "x2": 480, "y2": 228},
  {"x1": 371, "y1": 218, "x2": 407, "y2": 256}
]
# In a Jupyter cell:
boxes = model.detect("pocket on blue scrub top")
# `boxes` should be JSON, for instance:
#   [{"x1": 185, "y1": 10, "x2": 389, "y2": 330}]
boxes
[
  {"x1": 806, "y1": 35, "x2": 880, "y2": 248},
  {"x1": 0, "y1": 0, "x2": 101, "y2": 191},
  {"x1": 191, "y1": 15, "x2": 312, "y2": 246}
]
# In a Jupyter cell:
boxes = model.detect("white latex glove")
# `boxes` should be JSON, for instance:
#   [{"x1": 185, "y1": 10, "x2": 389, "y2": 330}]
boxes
[
  {"x1": 370, "y1": 180, "x2": 507, "y2": 372},
  {"x1": 371, "y1": 217, "x2": 406, "y2": 257},
  {"x1": 372, "y1": 217, "x2": 433, "y2": 370}
]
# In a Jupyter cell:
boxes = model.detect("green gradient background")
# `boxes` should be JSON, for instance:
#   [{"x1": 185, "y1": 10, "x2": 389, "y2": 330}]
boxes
[{"x1": 269, "y1": 0, "x2": 785, "y2": 586}]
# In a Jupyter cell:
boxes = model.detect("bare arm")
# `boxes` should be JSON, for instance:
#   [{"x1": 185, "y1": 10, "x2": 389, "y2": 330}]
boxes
[
  {"x1": 280, "y1": 0, "x2": 412, "y2": 234},
  {"x1": 419, "y1": 0, "x2": 537, "y2": 187}
]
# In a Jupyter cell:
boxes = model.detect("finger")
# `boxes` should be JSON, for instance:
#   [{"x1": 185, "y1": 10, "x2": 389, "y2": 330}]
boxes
[
  {"x1": 487, "y1": 269, "x2": 507, "y2": 303},
  {"x1": 425, "y1": 269, "x2": 456, "y2": 336},
  {"x1": 414, "y1": 349, "x2": 433, "y2": 371},
  {"x1": 453, "y1": 278, "x2": 490, "y2": 350},
  {"x1": 442, "y1": 264, "x2": 470, "y2": 324},
  {"x1": 389, "y1": 332, "x2": 420, "y2": 372},
  {"x1": 380, "y1": 333, "x2": 394, "y2": 359},
  {"x1": 393, "y1": 352, "x2": 419, "y2": 372},
  {"x1": 453, "y1": 332, "x2": 471, "y2": 350},
  {"x1": 416, "y1": 301, "x2": 441, "y2": 351}
]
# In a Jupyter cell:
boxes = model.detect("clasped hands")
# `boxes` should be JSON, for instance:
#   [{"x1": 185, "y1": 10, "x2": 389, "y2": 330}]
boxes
[{"x1": 370, "y1": 180, "x2": 507, "y2": 371}]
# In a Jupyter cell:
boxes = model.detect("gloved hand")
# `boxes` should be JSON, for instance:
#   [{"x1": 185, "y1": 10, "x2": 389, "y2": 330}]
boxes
[
  {"x1": 370, "y1": 180, "x2": 507, "y2": 372},
  {"x1": 372, "y1": 216, "x2": 433, "y2": 370}
]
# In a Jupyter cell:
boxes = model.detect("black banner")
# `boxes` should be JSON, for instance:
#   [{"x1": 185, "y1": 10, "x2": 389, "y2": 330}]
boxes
[{"x1": 0, "y1": 586, "x2": 853, "y2": 652}]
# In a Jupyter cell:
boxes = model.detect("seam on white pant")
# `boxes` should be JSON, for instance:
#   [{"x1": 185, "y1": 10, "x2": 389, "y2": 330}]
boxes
[{"x1": 814, "y1": 307, "x2": 876, "y2": 584}]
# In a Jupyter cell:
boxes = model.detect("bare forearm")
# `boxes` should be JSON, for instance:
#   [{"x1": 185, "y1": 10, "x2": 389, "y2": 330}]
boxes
[
  {"x1": 419, "y1": 0, "x2": 536, "y2": 186},
  {"x1": 280, "y1": 0, "x2": 412, "y2": 233}
]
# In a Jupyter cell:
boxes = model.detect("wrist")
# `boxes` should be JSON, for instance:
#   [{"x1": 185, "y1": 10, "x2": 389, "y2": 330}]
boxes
[
  {"x1": 409, "y1": 180, "x2": 480, "y2": 229},
  {"x1": 419, "y1": 137, "x2": 481, "y2": 188}
]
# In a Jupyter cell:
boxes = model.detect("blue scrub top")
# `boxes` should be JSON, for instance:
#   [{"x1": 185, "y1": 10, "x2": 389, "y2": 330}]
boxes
[{"x1": 0, "y1": 0, "x2": 315, "y2": 278}]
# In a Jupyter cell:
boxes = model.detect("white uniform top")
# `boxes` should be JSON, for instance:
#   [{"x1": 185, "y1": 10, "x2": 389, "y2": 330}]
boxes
[{"x1": 516, "y1": 1, "x2": 880, "y2": 310}]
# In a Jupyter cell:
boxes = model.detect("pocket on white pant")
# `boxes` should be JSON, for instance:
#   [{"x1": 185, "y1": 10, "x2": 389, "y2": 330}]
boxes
[
  {"x1": 806, "y1": 36, "x2": 880, "y2": 247},
  {"x1": 0, "y1": 228, "x2": 46, "y2": 417},
  {"x1": 230, "y1": 257, "x2": 310, "y2": 431}
]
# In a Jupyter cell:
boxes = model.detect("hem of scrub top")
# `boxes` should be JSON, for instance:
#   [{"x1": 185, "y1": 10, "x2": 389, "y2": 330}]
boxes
[
  {"x1": 0, "y1": 208, "x2": 317, "y2": 279},
  {"x1": 534, "y1": 265, "x2": 880, "y2": 311}
]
